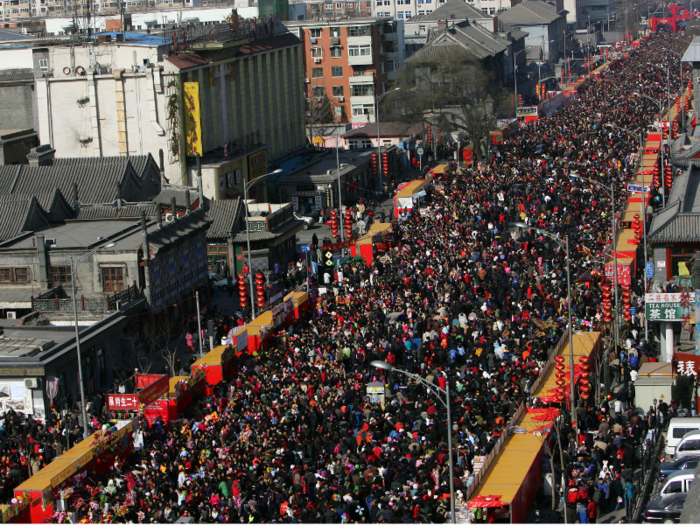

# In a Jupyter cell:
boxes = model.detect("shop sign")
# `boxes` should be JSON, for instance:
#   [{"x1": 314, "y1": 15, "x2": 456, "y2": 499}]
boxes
[
  {"x1": 516, "y1": 106, "x2": 538, "y2": 118},
  {"x1": 107, "y1": 394, "x2": 139, "y2": 410},
  {"x1": 139, "y1": 375, "x2": 169, "y2": 407},
  {"x1": 183, "y1": 82, "x2": 202, "y2": 157},
  {"x1": 645, "y1": 292, "x2": 695, "y2": 322},
  {"x1": 249, "y1": 151, "x2": 267, "y2": 180}
]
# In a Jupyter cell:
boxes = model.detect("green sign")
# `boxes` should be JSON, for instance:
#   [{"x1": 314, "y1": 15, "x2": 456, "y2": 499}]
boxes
[
  {"x1": 516, "y1": 106, "x2": 538, "y2": 118},
  {"x1": 645, "y1": 292, "x2": 695, "y2": 323}
]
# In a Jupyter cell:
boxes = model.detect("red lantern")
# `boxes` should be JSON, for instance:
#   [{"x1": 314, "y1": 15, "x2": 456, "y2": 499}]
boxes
[
  {"x1": 556, "y1": 378, "x2": 566, "y2": 386},
  {"x1": 557, "y1": 386, "x2": 567, "y2": 395},
  {"x1": 580, "y1": 377, "x2": 590, "y2": 385},
  {"x1": 555, "y1": 356, "x2": 565, "y2": 363},
  {"x1": 580, "y1": 384, "x2": 592, "y2": 393},
  {"x1": 581, "y1": 392, "x2": 590, "y2": 400}
]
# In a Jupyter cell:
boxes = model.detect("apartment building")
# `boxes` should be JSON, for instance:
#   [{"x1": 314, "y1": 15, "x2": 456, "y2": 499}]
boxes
[
  {"x1": 287, "y1": 17, "x2": 404, "y2": 125},
  {"x1": 302, "y1": 0, "x2": 372, "y2": 18}
]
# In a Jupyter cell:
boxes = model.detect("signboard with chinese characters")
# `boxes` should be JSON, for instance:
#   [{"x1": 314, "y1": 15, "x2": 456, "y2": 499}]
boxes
[
  {"x1": 516, "y1": 106, "x2": 538, "y2": 118},
  {"x1": 248, "y1": 150, "x2": 267, "y2": 180},
  {"x1": 139, "y1": 375, "x2": 169, "y2": 407},
  {"x1": 677, "y1": 359, "x2": 699, "y2": 377},
  {"x1": 183, "y1": 82, "x2": 202, "y2": 157},
  {"x1": 605, "y1": 262, "x2": 632, "y2": 285},
  {"x1": 107, "y1": 394, "x2": 139, "y2": 410},
  {"x1": 645, "y1": 292, "x2": 695, "y2": 323}
]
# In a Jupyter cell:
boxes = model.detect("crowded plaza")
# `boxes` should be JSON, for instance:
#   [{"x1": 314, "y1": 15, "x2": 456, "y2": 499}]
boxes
[{"x1": 0, "y1": 31, "x2": 694, "y2": 524}]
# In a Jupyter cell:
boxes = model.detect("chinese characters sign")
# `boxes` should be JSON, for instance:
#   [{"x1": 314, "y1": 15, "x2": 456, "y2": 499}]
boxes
[
  {"x1": 107, "y1": 394, "x2": 139, "y2": 410},
  {"x1": 248, "y1": 150, "x2": 267, "y2": 180},
  {"x1": 605, "y1": 262, "x2": 632, "y2": 285},
  {"x1": 645, "y1": 292, "x2": 695, "y2": 323},
  {"x1": 677, "y1": 360, "x2": 698, "y2": 376},
  {"x1": 183, "y1": 82, "x2": 202, "y2": 157}
]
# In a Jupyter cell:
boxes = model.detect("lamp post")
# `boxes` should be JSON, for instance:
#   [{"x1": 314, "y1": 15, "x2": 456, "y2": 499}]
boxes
[
  {"x1": 611, "y1": 124, "x2": 649, "y2": 342},
  {"x1": 374, "y1": 87, "x2": 400, "y2": 197},
  {"x1": 513, "y1": 49, "x2": 527, "y2": 117},
  {"x1": 370, "y1": 360, "x2": 456, "y2": 523},
  {"x1": 515, "y1": 223, "x2": 576, "y2": 428},
  {"x1": 336, "y1": 126, "x2": 345, "y2": 242},
  {"x1": 243, "y1": 168, "x2": 283, "y2": 318},
  {"x1": 571, "y1": 173, "x2": 619, "y2": 394},
  {"x1": 633, "y1": 91, "x2": 666, "y2": 207},
  {"x1": 664, "y1": 48, "x2": 685, "y2": 132},
  {"x1": 70, "y1": 242, "x2": 115, "y2": 439}
]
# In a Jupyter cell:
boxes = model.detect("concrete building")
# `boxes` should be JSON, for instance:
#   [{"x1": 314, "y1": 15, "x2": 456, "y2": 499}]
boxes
[
  {"x1": 0, "y1": 128, "x2": 39, "y2": 164},
  {"x1": 287, "y1": 17, "x2": 404, "y2": 126},
  {"x1": 302, "y1": 0, "x2": 372, "y2": 19},
  {"x1": 29, "y1": 15, "x2": 306, "y2": 198},
  {"x1": 580, "y1": 0, "x2": 615, "y2": 26},
  {"x1": 0, "y1": 69, "x2": 36, "y2": 130},
  {"x1": 497, "y1": 1, "x2": 566, "y2": 62}
]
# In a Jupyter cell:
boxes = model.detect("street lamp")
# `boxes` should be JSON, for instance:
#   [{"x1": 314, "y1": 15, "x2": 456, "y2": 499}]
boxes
[
  {"x1": 515, "y1": 223, "x2": 576, "y2": 428},
  {"x1": 243, "y1": 168, "x2": 283, "y2": 318},
  {"x1": 571, "y1": 173, "x2": 620, "y2": 394},
  {"x1": 70, "y1": 242, "x2": 115, "y2": 439},
  {"x1": 370, "y1": 360, "x2": 456, "y2": 523},
  {"x1": 633, "y1": 91, "x2": 666, "y2": 207},
  {"x1": 375, "y1": 87, "x2": 400, "y2": 197},
  {"x1": 513, "y1": 49, "x2": 527, "y2": 117},
  {"x1": 664, "y1": 48, "x2": 685, "y2": 132}
]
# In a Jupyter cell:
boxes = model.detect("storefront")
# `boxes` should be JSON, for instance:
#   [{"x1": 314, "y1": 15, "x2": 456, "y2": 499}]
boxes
[{"x1": 194, "y1": 147, "x2": 268, "y2": 202}]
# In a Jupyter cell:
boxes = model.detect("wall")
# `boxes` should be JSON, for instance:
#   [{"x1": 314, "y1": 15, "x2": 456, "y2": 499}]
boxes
[
  {"x1": 0, "y1": 83, "x2": 35, "y2": 133},
  {"x1": 0, "y1": 47, "x2": 32, "y2": 71}
]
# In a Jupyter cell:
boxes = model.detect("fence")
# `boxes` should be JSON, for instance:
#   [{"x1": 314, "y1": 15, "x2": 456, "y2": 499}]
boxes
[
  {"x1": 632, "y1": 424, "x2": 666, "y2": 522},
  {"x1": 31, "y1": 285, "x2": 139, "y2": 313}
]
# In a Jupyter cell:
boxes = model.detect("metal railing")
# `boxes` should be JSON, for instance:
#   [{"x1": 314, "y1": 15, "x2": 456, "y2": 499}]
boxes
[
  {"x1": 31, "y1": 284, "x2": 139, "y2": 313},
  {"x1": 632, "y1": 424, "x2": 666, "y2": 522}
]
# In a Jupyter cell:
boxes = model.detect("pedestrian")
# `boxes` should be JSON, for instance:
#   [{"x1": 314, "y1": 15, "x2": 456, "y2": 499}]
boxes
[{"x1": 186, "y1": 332, "x2": 194, "y2": 353}]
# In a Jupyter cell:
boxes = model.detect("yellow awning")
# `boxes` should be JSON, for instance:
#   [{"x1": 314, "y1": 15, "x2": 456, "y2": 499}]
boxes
[{"x1": 312, "y1": 136, "x2": 324, "y2": 145}]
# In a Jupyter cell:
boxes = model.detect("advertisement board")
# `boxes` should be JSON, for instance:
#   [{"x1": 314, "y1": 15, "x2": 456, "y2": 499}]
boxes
[{"x1": 183, "y1": 82, "x2": 202, "y2": 157}]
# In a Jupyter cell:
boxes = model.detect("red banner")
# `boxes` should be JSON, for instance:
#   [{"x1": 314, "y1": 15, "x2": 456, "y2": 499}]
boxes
[
  {"x1": 139, "y1": 375, "x2": 169, "y2": 407},
  {"x1": 106, "y1": 394, "x2": 139, "y2": 410},
  {"x1": 321, "y1": 237, "x2": 356, "y2": 252},
  {"x1": 605, "y1": 262, "x2": 631, "y2": 285}
]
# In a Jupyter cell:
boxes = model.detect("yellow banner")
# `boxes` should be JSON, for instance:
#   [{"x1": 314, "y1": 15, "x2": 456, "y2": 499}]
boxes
[{"x1": 184, "y1": 82, "x2": 202, "y2": 157}]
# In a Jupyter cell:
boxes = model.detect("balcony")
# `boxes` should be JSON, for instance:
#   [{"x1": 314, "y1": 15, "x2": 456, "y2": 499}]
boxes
[
  {"x1": 31, "y1": 284, "x2": 140, "y2": 312},
  {"x1": 348, "y1": 50, "x2": 373, "y2": 66},
  {"x1": 350, "y1": 94, "x2": 375, "y2": 106}
]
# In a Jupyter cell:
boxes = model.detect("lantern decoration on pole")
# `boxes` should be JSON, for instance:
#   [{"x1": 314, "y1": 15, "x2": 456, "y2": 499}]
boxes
[
  {"x1": 662, "y1": 119, "x2": 668, "y2": 140},
  {"x1": 672, "y1": 120, "x2": 679, "y2": 140},
  {"x1": 238, "y1": 273, "x2": 248, "y2": 309},
  {"x1": 371, "y1": 153, "x2": 378, "y2": 176},
  {"x1": 631, "y1": 213, "x2": 642, "y2": 246},
  {"x1": 344, "y1": 208, "x2": 353, "y2": 239},
  {"x1": 622, "y1": 284, "x2": 632, "y2": 323},
  {"x1": 653, "y1": 163, "x2": 660, "y2": 189},
  {"x1": 436, "y1": 127, "x2": 441, "y2": 144},
  {"x1": 676, "y1": 95, "x2": 681, "y2": 114},
  {"x1": 665, "y1": 165, "x2": 674, "y2": 191},
  {"x1": 381, "y1": 152, "x2": 389, "y2": 180},
  {"x1": 330, "y1": 209, "x2": 339, "y2": 239},
  {"x1": 427, "y1": 124, "x2": 432, "y2": 146},
  {"x1": 518, "y1": 94, "x2": 523, "y2": 107},
  {"x1": 255, "y1": 273, "x2": 265, "y2": 309},
  {"x1": 602, "y1": 283, "x2": 613, "y2": 324}
]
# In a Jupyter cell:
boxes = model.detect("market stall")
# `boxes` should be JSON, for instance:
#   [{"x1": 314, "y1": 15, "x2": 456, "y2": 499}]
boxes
[
  {"x1": 13, "y1": 419, "x2": 139, "y2": 523},
  {"x1": 191, "y1": 345, "x2": 236, "y2": 395},
  {"x1": 351, "y1": 223, "x2": 393, "y2": 266},
  {"x1": 168, "y1": 367, "x2": 206, "y2": 420},
  {"x1": 393, "y1": 179, "x2": 430, "y2": 218},
  {"x1": 285, "y1": 291, "x2": 309, "y2": 319},
  {"x1": 246, "y1": 311, "x2": 274, "y2": 354},
  {"x1": 428, "y1": 164, "x2": 449, "y2": 181}
]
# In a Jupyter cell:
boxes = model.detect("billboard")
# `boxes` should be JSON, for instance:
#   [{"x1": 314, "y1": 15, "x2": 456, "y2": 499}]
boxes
[{"x1": 183, "y1": 82, "x2": 202, "y2": 157}]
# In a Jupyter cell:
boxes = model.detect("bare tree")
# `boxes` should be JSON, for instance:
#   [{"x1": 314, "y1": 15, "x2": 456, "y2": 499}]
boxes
[{"x1": 305, "y1": 81, "x2": 334, "y2": 140}]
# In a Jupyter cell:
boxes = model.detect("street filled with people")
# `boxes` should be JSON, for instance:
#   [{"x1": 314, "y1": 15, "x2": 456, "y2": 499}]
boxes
[{"x1": 3, "y1": 32, "x2": 693, "y2": 523}]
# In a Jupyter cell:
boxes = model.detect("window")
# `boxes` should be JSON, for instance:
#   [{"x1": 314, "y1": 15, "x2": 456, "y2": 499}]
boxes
[
  {"x1": 312, "y1": 67, "x2": 324, "y2": 78},
  {"x1": 324, "y1": 2, "x2": 332, "y2": 8},
  {"x1": 404, "y1": 10, "x2": 411, "y2": 16},
  {"x1": 666, "y1": 481, "x2": 683, "y2": 494},
  {"x1": 0, "y1": 269, "x2": 11, "y2": 282},
  {"x1": 335, "y1": 2, "x2": 342, "y2": 8},
  {"x1": 673, "y1": 428, "x2": 695, "y2": 439},
  {"x1": 14, "y1": 268, "x2": 28, "y2": 282},
  {"x1": 49, "y1": 266, "x2": 72, "y2": 284},
  {"x1": 331, "y1": 46, "x2": 342, "y2": 58},
  {"x1": 680, "y1": 438, "x2": 700, "y2": 451},
  {"x1": 102, "y1": 267, "x2": 124, "y2": 292},
  {"x1": 330, "y1": 26, "x2": 341, "y2": 37},
  {"x1": 311, "y1": 46, "x2": 323, "y2": 58},
  {"x1": 386, "y1": 60, "x2": 395, "y2": 72},
  {"x1": 334, "y1": 105, "x2": 345, "y2": 118},
  {"x1": 332, "y1": 65, "x2": 343, "y2": 76},
  {"x1": 352, "y1": 105, "x2": 374, "y2": 116},
  {"x1": 333, "y1": 86, "x2": 344, "y2": 97},
  {"x1": 350, "y1": 84, "x2": 374, "y2": 96},
  {"x1": 489, "y1": 7, "x2": 495, "y2": 13},
  {"x1": 312, "y1": 85, "x2": 326, "y2": 97},
  {"x1": 398, "y1": 11, "x2": 403, "y2": 17},
  {"x1": 346, "y1": 2, "x2": 353, "y2": 7},
  {"x1": 38, "y1": 58, "x2": 48, "y2": 71},
  {"x1": 349, "y1": 44, "x2": 372, "y2": 56},
  {"x1": 310, "y1": 28, "x2": 322, "y2": 38},
  {"x1": 348, "y1": 25, "x2": 371, "y2": 36},
  {"x1": 669, "y1": 247, "x2": 693, "y2": 277}
]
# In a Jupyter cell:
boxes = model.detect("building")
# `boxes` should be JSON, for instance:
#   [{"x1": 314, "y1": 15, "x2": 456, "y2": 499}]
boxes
[
  {"x1": 0, "y1": 70, "x2": 36, "y2": 131},
  {"x1": 580, "y1": 0, "x2": 615, "y2": 26},
  {"x1": 287, "y1": 18, "x2": 404, "y2": 126},
  {"x1": 464, "y1": 0, "x2": 513, "y2": 16},
  {"x1": 342, "y1": 122, "x2": 420, "y2": 168},
  {"x1": 29, "y1": 15, "x2": 306, "y2": 198},
  {"x1": 206, "y1": 198, "x2": 243, "y2": 274},
  {"x1": 497, "y1": 1, "x2": 566, "y2": 62},
  {"x1": 0, "y1": 129, "x2": 38, "y2": 164},
  {"x1": 302, "y1": 0, "x2": 372, "y2": 19},
  {"x1": 276, "y1": 147, "x2": 400, "y2": 213}
]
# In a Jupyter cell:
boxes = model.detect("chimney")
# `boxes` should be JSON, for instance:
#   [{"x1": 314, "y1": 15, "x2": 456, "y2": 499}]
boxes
[
  {"x1": 26, "y1": 145, "x2": 56, "y2": 166},
  {"x1": 140, "y1": 210, "x2": 151, "y2": 305},
  {"x1": 184, "y1": 190, "x2": 191, "y2": 213},
  {"x1": 493, "y1": 15, "x2": 499, "y2": 34},
  {"x1": 72, "y1": 182, "x2": 80, "y2": 212},
  {"x1": 171, "y1": 197, "x2": 178, "y2": 220},
  {"x1": 437, "y1": 19, "x2": 447, "y2": 31},
  {"x1": 156, "y1": 204, "x2": 163, "y2": 227},
  {"x1": 116, "y1": 181, "x2": 122, "y2": 211},
  {"x1": 196, "y1": 153, "x2": 204, "y2": 209},
  {"x1": 158, "y1": 148, "x2": 167, "y2": 184}
]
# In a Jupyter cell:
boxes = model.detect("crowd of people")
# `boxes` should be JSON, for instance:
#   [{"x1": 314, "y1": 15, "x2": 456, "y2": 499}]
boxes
[{"x1": 3, "y1": 33, "x2": 691, "y2": 523}]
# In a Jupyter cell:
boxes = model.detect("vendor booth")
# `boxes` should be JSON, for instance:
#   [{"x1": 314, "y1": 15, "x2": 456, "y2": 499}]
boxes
[
  {"x1": 285, "y1": 291, "x2": 309, "y2": 319},
  {"x1": 428, "y1": 164, "x2": 449, "y2": 180},
  {"x1": 393, "y1": 179, "x2": 430, "y2": 218},
  {"x1": 191, "y1": 345, "x2": 236, "y2": 395},
  {"x1": 351, "y1": 223, "x2": 392, "y2": 266},
  {"x1": 168, "y1": 367, "x2": 206, "y2": 421},
  {"x1": 13, "y1": 419, "x2": 139, "y2": 523},
  {"x1": 246, "y1": 311, "x2": 273, "y2": 354}
]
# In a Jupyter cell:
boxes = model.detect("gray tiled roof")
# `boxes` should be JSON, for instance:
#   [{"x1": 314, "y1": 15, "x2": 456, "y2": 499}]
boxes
[
  {"x1": 681, "y1": 36, "x2": 700, "y2": 63},
  {"x1": 410, "y1": 20, "x2": 508, "y2": 61},
  {"x1": 75, "y1": 203, "x2": 162, "y2": 220},
  {"x1": 152, "y1": 187, "x2": 204, "y2": 210},
  {"x1": 498, "y1": 1, "x2": 561, "y2": 25},
  {"x1": 343, "y1": 122, "x2": 423, "y2": 139},
  {"x1": 0, "y1": 29, "x2": 31, "y2": 41},
  {"x1": 648, "y1": 213, "x2": 700, "y2": 243},
  {"x1": 0, "y1": 70, "x2": 34, "y2": 83},
  {"x1": 206, "y1": 198, "x2": 242, "y2": 240},
  {"x1": 148, "y1": 208, "x2": 212, "y2": 254},
  {"x1": 0, "y1": 155, "x2": 159, "y2": 205},
  {"x1": 232, "y1": 219, "x2": 304, "y2": 243},
  {"x1": 0, "y1": 197, "x2": 48, "y2": 242},
  {"x1": 649, "y1": 165, "x2": 700, "y2": 243},
  {"x1": 419, "y1": 0, "x2": 491, "y2": 21},
  {"x1": 499, "y1": 20, "x2": 528, "y2": 40}
]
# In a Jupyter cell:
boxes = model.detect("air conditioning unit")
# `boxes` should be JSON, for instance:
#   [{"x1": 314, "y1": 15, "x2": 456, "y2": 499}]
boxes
[
  {"x1": 314, "y1": 57, "x2": 322, "y2": 63},
  {"x1": 6, "y1": 311, "x2": 16, "y2": 319},
  {"x1": 24, "y1": 378, "x2": 38, "y2": 389},
  {"x1": 305, "y1": 78, "x2": 311, "y2": 83},
  {"x1": 338, "y1": 96, "x2": 344, "y2": 101},
  {"x1": 310, "y1": 38, "x2": 317, "y2": 43},
  {"x1": 331, "y1": 36, "x2": 340, "y2": 45},
  {"x1": 21, "y1": 27, "x2": 27, "y2": 34},
  {"x1": 165, "y1": 213, "x2": 175, "y2": 222}
]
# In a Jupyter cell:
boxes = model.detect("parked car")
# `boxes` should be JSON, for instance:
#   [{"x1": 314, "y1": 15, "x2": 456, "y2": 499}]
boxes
[
  {"x1": 675, "y1": 430, "x2": 700, "y2": 460},
  {"x1": 209, "y1": 273, "x2": 232, "y2": 291},
  {"x1": 659, "y1": 456, "x2": 699, "y2": 480},
  {"x1": 665, "y1": 418, "x2": 700, "y2": 457},
  {"x1": 294, "y1": 213, "x2": 315, "y2": 229},
  {"x1": 653, "y1": 469, "x2": 695, "y2": 500},
  {"x1": 642, "y1": 493, "x2": 686, "y2": 523}
]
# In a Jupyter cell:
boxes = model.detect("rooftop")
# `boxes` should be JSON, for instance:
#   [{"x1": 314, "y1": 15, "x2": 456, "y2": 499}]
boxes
[
  {"x1": 278, "y1": 149, "x2": 376, "y2": 185},
  {"x1": 343, "y1": 122, "x2": 423, "y2": 139},
  {"x1": 409, "y1": 19, "x2": 509, "y2": 62},
  {"x1": 649, "y1": 165, "x2": 700, "y2": 243},
  {"x1": 206, "y1": 198, "x2": 242, "y2": 240},
  {"x1": 0, "y1": 334, "x2": 56, "y2": 359},
  {"x1": 414, "y1": 0, "x2": 491, "y2": 22},
  {"x1": 0, "y1": 220, "x2": 141, "y2": 251},
  {"x1": 498, "y1": 1, "x2": 563, "y2": 25}
]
